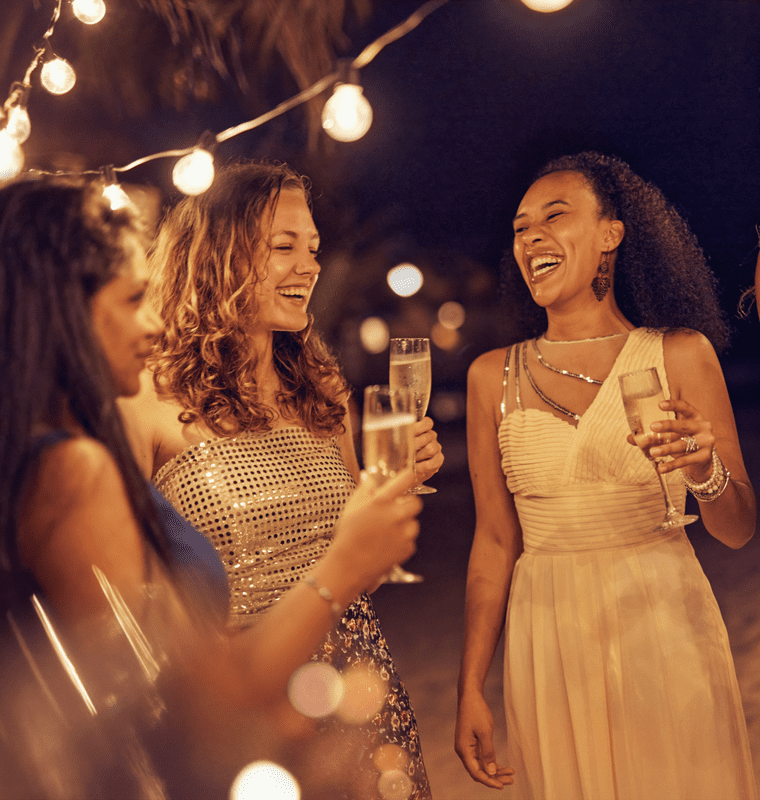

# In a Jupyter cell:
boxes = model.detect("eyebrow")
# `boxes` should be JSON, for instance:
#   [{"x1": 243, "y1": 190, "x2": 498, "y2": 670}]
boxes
[
  {"x1": 272, "y1": 229, "x2": 320, "y2": 240},
  {"x1": 513, "y1": 199, "x2": 570, "y2": 223}
]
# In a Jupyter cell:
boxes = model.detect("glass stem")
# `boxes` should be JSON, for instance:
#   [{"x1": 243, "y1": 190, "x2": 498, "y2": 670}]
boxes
[{"x1": 654, "y1": 464, "x2": 679, "y2": 518}]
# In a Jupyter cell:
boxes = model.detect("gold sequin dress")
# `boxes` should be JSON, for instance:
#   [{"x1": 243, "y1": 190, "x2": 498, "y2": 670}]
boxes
[{"x1": 155, "y1": 427, "x2": 430, "y2": 800}]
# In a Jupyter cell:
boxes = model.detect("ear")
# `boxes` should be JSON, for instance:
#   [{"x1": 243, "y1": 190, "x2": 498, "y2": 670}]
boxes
[{"x1": 604, "y1": 219, "x2": 625, "y2": 251}]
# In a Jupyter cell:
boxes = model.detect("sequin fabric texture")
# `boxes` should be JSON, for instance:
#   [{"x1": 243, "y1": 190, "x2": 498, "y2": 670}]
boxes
[{"x1": 155, "y1": 427, "x2": 431, "y2": 800}]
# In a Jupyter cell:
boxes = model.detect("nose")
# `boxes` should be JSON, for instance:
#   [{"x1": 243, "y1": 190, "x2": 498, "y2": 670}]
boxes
[
  {"x1": 295, "y1": 248, "x2": 321, "y2": 276},
  {"x1": 519, "y1": 221, "x2": 546, "y2": 244}
]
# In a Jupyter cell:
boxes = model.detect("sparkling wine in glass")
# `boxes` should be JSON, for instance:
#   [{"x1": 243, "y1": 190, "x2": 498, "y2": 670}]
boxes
[
  {"x1": 389, "y1": 337, "x2": 436, "y2": 495},
  {"x1": 362, "y1": 384, "x2": 423, "y2": 583},
  {"x1": 619, "y1": 367, "x2": 698, "y2": 531}
]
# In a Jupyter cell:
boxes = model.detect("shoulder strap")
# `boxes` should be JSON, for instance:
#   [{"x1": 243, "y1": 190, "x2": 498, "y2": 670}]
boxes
[{"x1": 500, "y1": 345, "x2": 513, "y2": 420}]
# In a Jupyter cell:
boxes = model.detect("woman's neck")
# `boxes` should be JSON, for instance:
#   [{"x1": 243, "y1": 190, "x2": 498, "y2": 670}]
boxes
[{"x1": 544, "y1": 301, "x2": 633, "y2": 342}]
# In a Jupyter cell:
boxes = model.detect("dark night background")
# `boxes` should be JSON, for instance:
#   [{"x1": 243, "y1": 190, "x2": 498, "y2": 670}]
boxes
[{"x1": 4, "y1": 1, "x2": 760, "y2": 797}]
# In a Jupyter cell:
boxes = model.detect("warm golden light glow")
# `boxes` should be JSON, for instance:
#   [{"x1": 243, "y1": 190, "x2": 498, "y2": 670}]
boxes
[
  {"x1": 387, "y1": 264, "x2": 423, "y2": 298},
  {"x1": 360, "y1": 317, "x2": 390, "y2": 353},
  {"x1": 322, "y1": 84, "x2": 373, "y2": 142},
  {"x1": 229, "y1": 761, "x2": 300, "y2": 800},
  {"x1": 172, "y1": 149, "x2": 215, "y2": 195}
]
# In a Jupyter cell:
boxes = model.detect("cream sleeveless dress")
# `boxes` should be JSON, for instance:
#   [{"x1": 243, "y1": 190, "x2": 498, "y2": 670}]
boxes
[
  {"x1": 498, "y1": 328, "x2": 756, "y2": 800},
  {"x1": 155, "y1": 427, "x2": 430, "y2": 800}
]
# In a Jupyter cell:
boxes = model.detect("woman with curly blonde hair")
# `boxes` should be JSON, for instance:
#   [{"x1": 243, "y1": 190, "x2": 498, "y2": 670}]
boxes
[{"x1": 121, "y1": 160, "x2": 442, "y2": 800}]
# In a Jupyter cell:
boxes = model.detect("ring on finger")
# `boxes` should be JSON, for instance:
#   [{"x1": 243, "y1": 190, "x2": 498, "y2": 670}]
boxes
[{"x1": 681, "y1": 435, "x2": 699, "y2": 454}]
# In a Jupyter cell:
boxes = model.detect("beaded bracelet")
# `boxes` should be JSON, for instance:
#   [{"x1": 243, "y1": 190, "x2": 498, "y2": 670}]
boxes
[
  {"x1": 303, "y1": 575, "x2": 343, "y2": 622},
  {"x1": 681, "y1": 448, "x2": 731, "y2": 503}
]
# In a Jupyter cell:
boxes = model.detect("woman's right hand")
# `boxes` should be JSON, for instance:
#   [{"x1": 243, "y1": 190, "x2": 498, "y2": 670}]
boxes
[
  {"x1": 327, "y1": 469, "x2": 421, "y2": 593},
  {"x1": 455, "y1": 689, "x2": 514, "y2": 789}
]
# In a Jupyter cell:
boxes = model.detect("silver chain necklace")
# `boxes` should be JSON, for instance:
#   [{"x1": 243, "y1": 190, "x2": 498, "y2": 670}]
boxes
[
  {"x1": 521, "y1": 342, "x2": 581, "y2": 422},
  {"x1": 532, "y1": 338, "x2": 603, "y2": 385}
]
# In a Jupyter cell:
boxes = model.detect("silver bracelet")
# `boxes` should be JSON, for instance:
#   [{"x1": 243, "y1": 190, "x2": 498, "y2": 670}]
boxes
[
  {"x1": 303, "y1": 575, "x2": 343, "y2": 622},
  {"x1": 682, "y1": 449, "x2": 731, "y2": 503}
]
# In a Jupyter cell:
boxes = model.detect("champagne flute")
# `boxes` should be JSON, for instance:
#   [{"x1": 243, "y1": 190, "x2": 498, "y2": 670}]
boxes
[
  {"x1": 362, "y1": 385, "x2": 423, "y2": 583},
  {"x1": 389, "y1": 337, "x2": 436, "y2": 495},
  {"x1": 619, "y1": 367, "x2": 698, "y2": 531}
]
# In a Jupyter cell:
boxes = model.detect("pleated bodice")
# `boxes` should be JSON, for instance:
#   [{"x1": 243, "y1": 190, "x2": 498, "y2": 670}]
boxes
[{"x1": 499, "y1": 327, "x2": 687, "y2": 553}]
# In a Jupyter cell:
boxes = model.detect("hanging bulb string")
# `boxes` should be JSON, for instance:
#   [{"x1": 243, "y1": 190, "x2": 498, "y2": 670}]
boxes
[{"x1": 5, "y1": 0, "x2": 450, "y2": 187}]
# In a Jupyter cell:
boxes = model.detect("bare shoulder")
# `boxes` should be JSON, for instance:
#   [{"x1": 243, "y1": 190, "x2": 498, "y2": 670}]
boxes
[
  {"x1": 663, "y1": 329, "x2": 721, "y2": 384},
  {"x1": 468, "y1": 347, "x2": 510, "y2": 389}
]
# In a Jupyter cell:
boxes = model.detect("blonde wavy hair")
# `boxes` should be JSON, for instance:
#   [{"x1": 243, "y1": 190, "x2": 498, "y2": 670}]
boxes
[{"x1": 147, "y1": 160, "x2": 349, "y2": 437}]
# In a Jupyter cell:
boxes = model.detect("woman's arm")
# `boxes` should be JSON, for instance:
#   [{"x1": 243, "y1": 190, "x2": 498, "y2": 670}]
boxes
[
  {"x1": 654, "y1": 331, "x2": 756, "y2": 548},
  {"x1": 18, "y1": 437, "x2": 421, "y2": 711},
  {"x1": 455, "y1": 350, "x2": 520, "y2": 790}
]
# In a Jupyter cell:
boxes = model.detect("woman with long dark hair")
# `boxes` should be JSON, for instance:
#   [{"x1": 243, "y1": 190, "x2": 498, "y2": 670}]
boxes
[
  {"x1": 455, "y1": 152, "x2": 756, "y2": 799},
  {"x1": 0, "y1": 177, "x2": 422, "y2": 798}
]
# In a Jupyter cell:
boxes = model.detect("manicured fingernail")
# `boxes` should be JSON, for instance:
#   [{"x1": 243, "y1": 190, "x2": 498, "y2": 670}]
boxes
[
  {"x1": 487, "y1": 763, "x2": 496, "y2": 775},
  {"x1": 650, "y1": 422, "x2": 662, "y2": 431}
]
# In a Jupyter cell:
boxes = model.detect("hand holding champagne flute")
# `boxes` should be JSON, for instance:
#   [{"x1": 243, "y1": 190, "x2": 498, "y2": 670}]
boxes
[
  {"x1": 389, "y1": 337, "x2": 436, "y2": 494},
  {"x1": 619, "y1": 367, "x2": 698, "y2": 531},
  {"x1": 362, "y1": 385, "x2": 424, "y2": 583}
]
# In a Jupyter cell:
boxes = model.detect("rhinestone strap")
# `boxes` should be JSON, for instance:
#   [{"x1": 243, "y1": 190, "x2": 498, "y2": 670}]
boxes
[
  {"x1": 532, "y1": 338, "x2": 602, "y2": 385},
  {"x1": 522, "y1": 341, "x2": 581, "y2": 422},
  {"x1": 681, "y1": 449, "x2": 731, "y2": 502}
]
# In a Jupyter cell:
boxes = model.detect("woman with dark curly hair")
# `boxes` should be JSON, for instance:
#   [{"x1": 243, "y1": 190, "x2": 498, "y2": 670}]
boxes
[
  {"x1": 120, "y1": 160, "x2": 441, "y2": 800},
  {"x1": 455, "y1": 152, "x2": 756, "y2": 799}
]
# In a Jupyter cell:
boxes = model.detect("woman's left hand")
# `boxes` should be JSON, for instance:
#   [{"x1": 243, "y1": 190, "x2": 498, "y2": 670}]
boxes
[
  {"x1": 643, "y1": 398, "x2": 714, "y2": 481},
  {"x1": 413, "y1": 416, "x2": 444, "y2": 483}
]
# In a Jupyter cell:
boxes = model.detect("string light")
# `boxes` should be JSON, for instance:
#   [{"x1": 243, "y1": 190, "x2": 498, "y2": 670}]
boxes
[
  {"x1": 6, "y1": 105, "x2": 32, "y2": 143},
  {"x1": 322, "y1": 83, "x2": 373, "y2": 142},
  {"x1": 521, "y1": 0, "x2": 574, "y2": 11},
  {"x1": 40, "y1": 56, "x2": 76, "y2": 95},
  {"x1": 100, "y1": 166, "x2": 131, "y2": 210},
  {"x1": 5, "y1": 0, "x2": 450, "y2": 193},
  {"x1": 0, "y1": 131, "x2": 25, "y2": 183},
  {"x1": 71, "y1": 0, "x2": 106, "y2": 25}
]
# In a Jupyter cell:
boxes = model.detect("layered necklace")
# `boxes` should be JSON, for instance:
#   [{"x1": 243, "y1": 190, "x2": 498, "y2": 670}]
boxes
[{"x1": 521, "y1": 332, "x2": 629, "y2": 421}]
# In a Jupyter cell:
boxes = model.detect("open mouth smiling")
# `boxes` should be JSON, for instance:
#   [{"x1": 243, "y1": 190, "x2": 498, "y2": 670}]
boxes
[
  {"x1": 529, "y1": 253, "x2": 563, "y2": 279},
  {"x1": 277, "y1": 286, "x2": 309, "y2": 301}
]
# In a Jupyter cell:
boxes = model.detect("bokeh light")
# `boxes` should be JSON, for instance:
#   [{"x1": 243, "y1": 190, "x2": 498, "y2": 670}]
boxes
[
  {"x1": 521, "y1": 0, "x2": 574, "y2": 11},
  {"x1": 229, "y1": 761, "x2": 300, "y2": 800},
  {"x1": 360, "y1": 317, "x2": 390, "y2": 354},
  {"x1": 288, "y1": 662, "x2": 344, "y2": 718},
  {"x1": 430, "y1": 390, "x2": 466, "y2": 423},
  {"x1": 437, "y1": 301, "x2": 466, "y2": 330},
  {"x1": 377, "y1": 769, "x2": 413, "y2": 800},
  {"x1": 387, "y1": 264, "x2": 423, "y2": 298},
  {"x1": 5, "y1": 105, "x2": 31, "y2": 143},
  {"x1": 430, "y1": 322, "x2": 461, "y2": 351},
  {"x1": 336, "y1": 663, "x2": 387, "y2": 724},
  {"x1": 322, "y1": 84, "x2": 373, "y2": 142},
  {"x1": 102, "y1": 183, "x2": 132, "y2": 211},
  {"x1": 172, "y1": 148, "x2": 215, "y2": 195}
]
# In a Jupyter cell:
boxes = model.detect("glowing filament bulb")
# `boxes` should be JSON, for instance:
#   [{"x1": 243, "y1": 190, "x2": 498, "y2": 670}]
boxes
[
  {"x1": 0, "y1": 130, "x2": 25, "y2": 183},
  {"x1": 172, "y1": 148, "x2": 215, "y2": 195},
  {"x1": 72, "y1": 0, "x2": 106, "y2": 24},
  {"x1": 41, "y1": 58, "x2": 77, "y2": 95},
  {"x1": 6, "y1": 105, "x2": 31, "y2": 143},
  {"x1": 322, "y1": 84, "x2": 373, "y2": 142},
  {"x1": 521, "y1": 0, "x2": 574, "y2": 10},
  {"x1": 102, "y1": 182, "x2": 131, "y2": 211}
]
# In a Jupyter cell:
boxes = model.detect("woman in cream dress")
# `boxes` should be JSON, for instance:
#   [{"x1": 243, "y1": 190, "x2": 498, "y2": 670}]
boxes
[
  {"x1": 121, "y1": 161, "x2": 443, "y2": 800},
  {"x1": 455, "y1": 152, "x2": 756, "y2": 800}
]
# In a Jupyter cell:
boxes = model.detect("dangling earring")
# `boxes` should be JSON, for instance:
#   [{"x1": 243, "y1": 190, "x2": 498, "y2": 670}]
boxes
[{"x1": 591, "y1": 250, "x2": 611, "y2": 302}]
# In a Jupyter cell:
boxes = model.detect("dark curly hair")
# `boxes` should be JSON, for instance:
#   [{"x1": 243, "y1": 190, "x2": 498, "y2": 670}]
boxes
[
  {"x1": 499, "y1": 151, "x2": 731, "y2": 352},
  {"x1": 148, "y1": 160, "x2": 349, "y2": 437}
]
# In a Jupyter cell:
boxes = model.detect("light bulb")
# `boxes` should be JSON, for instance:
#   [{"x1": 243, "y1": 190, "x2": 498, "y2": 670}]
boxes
[
  {"x1": 72, "y1": 0, "x2": 106, "y2": 24},
  {"x1": 230, "y1": 761, "x2": 300, "y2": 800},
  {"x1": 521, "y1": 0, "x2": 574, "y2": 11},
  {"x1": 172, "y1": 148, "x2": 215, "y2": 195},
  {"x1": 102, "y1": 182, "x2": 131, "y2": 211},
  {"x1": 322, "y1": 84, "x2": 373, "y2": 142},
  {"x1": 41, "y1": 58, "x2": 77, "y2": 95},
  {"x1": 6, "y1": 105, "x2": 31, "y2": 143},
  {"x1": 387, "y1": 263, "x2": 423, "y2": 298},
  {"x1": 0, "y1": 130, "x2": 24, "y2": 184}
]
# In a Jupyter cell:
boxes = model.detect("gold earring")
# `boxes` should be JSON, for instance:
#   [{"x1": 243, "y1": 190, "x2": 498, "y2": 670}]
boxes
[{"x1": 591, "y1": 251, "x2": 611, "y2": 302}]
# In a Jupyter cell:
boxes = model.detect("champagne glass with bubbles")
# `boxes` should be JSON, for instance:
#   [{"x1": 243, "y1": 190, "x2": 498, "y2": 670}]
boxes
[
  {"x1": 362, "y1": 385, "x2": 423, "y2": 583},
  {"x1": 619, "y1": 367, "x2": 698, "y2": 531},
  {"x1": 389, "y1": 338, "x2": 436, "y2": 495}
]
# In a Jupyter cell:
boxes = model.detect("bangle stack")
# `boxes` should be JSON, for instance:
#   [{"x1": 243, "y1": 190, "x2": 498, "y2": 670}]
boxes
[
  {"x1": 303, "y1": 575, "x2": 343, "y2": 622},
  {"x1": 682, "y1": 449, "x2": 731, "y2": 503}
]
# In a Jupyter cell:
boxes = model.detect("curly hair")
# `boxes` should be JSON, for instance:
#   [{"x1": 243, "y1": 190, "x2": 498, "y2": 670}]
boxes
[
  {"x1": 148, "y1": 160, "x2": 349, "y2": 437},
  {"x1": 499, "y1": 151, "x2": 731, "y2": 352},
  {"x1": 0, "y1": 179, "x2": 171, "y2": 591}
]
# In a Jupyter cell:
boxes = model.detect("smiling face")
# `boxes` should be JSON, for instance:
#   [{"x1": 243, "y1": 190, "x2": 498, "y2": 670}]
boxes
[
  {"x1": 91, "y1": 236, "x2": 162, "y2": 397},
  {"x1": 250, "y1": 188, "x2": 321, "y2": 338},
  {"x1": 512, "y1": 170, "x2": 621, "y2": 309}
]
